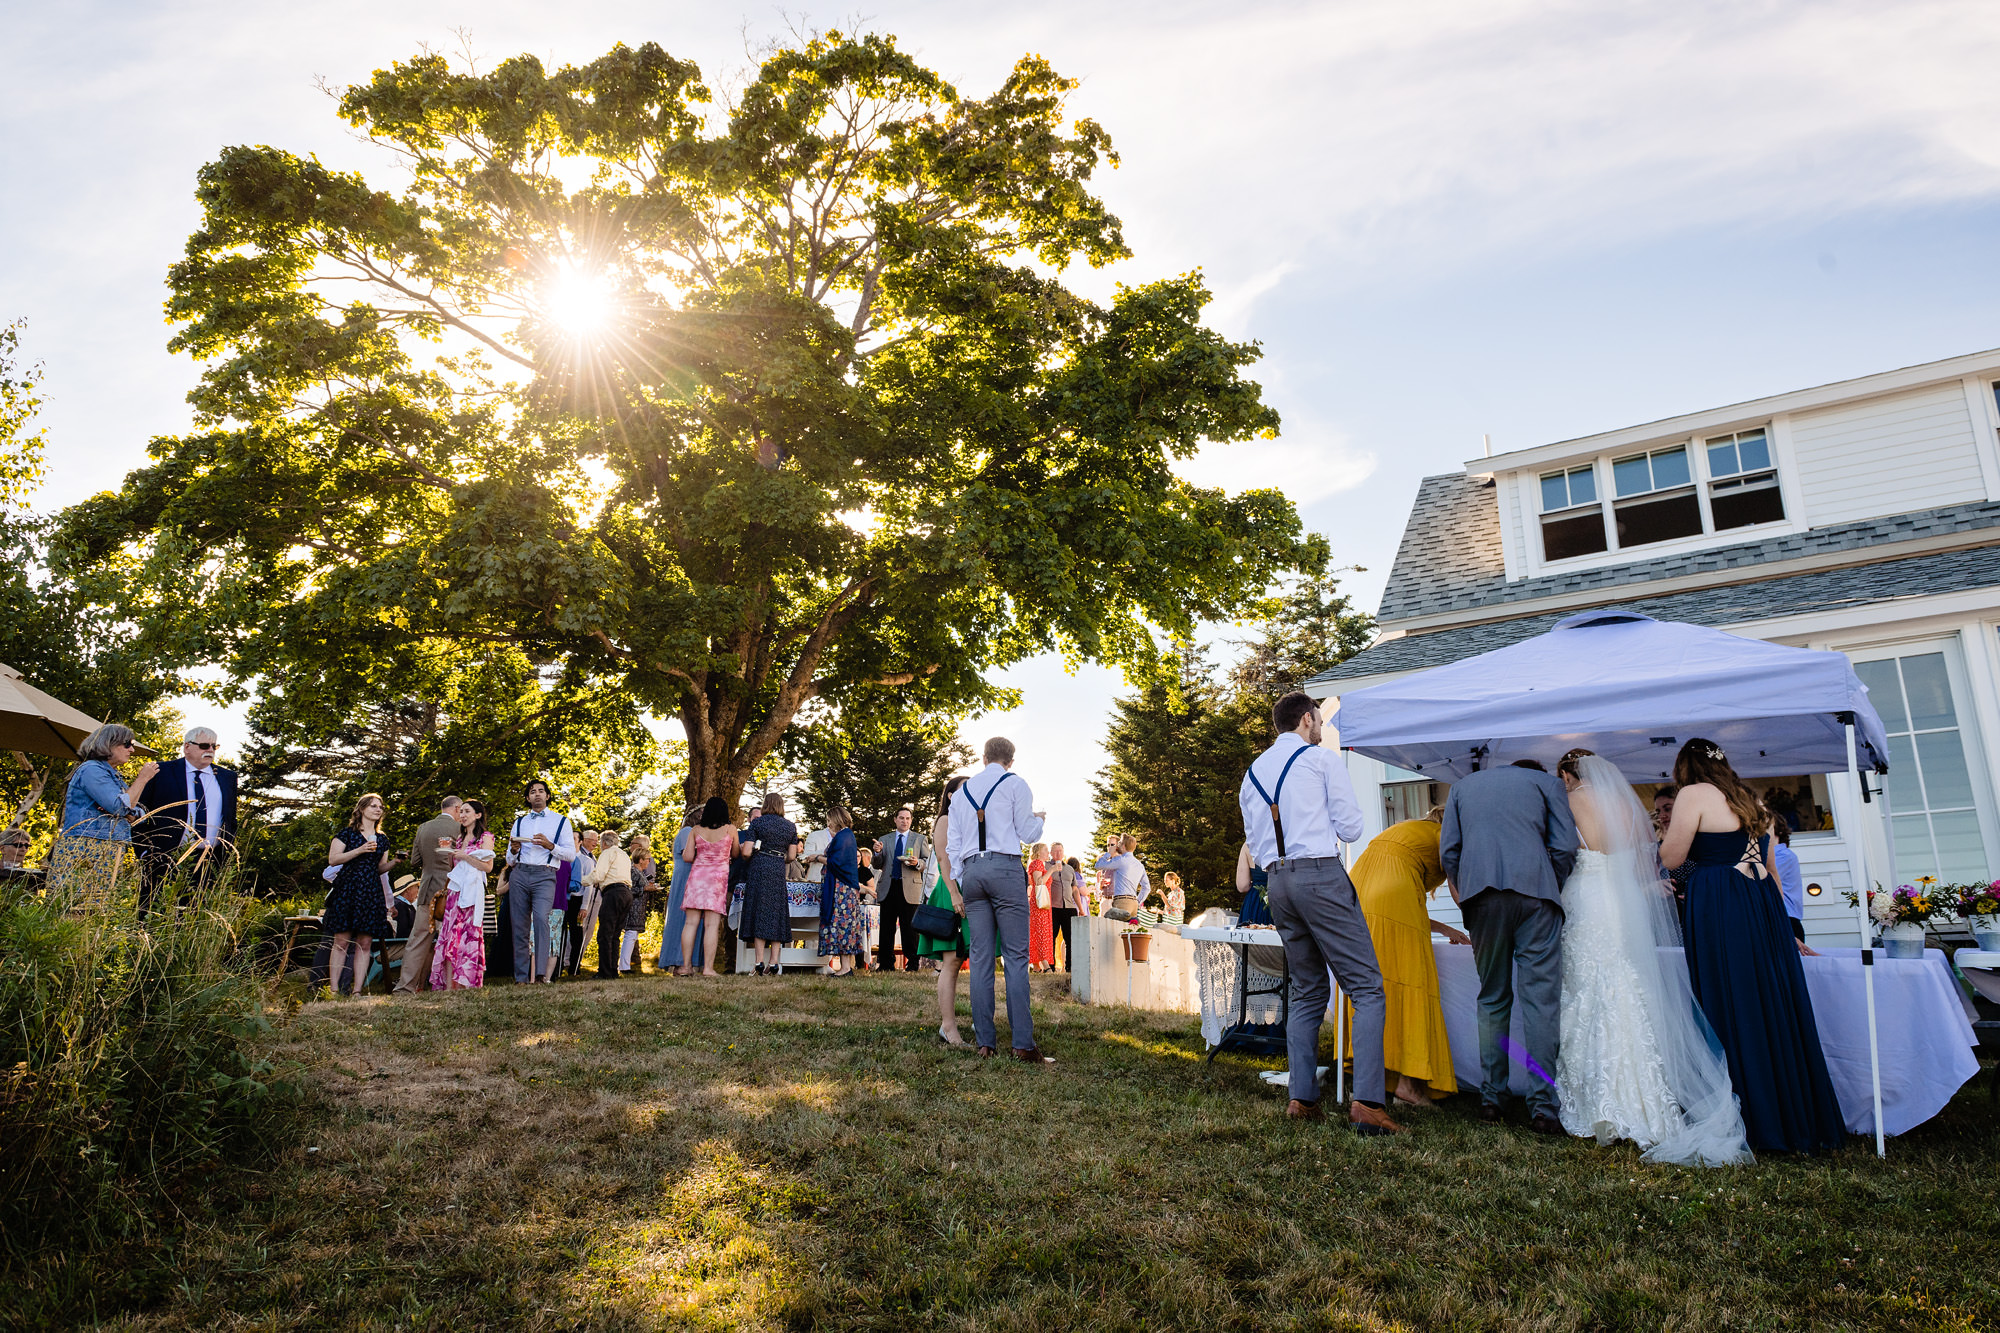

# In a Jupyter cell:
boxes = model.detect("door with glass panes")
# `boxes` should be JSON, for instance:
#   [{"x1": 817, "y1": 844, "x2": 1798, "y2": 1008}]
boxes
[{"x1": 1850, "y1": 640, "x2": 1997, "y2": 884}]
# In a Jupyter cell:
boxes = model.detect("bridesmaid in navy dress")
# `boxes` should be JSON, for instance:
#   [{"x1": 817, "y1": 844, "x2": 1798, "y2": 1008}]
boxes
[{"x1": 1662, "y1": 739, "x2": 1846, "y2": 1153}]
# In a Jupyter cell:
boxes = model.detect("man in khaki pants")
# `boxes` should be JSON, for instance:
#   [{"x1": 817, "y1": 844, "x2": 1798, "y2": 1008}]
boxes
[{"x1": 395, "y1": 795, "x2": 462, "y2": 994}]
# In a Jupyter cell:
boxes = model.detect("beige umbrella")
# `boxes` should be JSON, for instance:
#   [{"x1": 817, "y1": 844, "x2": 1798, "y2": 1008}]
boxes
[{"x1": 0, "y1": 661, "x2": 113, "y2": 759}]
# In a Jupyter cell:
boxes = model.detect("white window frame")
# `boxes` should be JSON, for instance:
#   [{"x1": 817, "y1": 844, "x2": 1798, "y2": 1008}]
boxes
[
  {"x1": 1845, "y1": 635, "x2": 2000, "y2": 886},
  {"x1": 1522, "y1": 420, "x2": 1800, "y2": 574}
]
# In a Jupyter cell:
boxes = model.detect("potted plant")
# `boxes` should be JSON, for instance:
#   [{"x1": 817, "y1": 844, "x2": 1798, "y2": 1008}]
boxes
[
  {"x1": 1120, "y1": 922, "x2": 1152, "y2": 962},
  {"x1": 1858, "y1": 879, "x2": 1954, "y2": 959},
  {"x1": 1955, "y1": 880, "x2": 2000, "y2": 952}
]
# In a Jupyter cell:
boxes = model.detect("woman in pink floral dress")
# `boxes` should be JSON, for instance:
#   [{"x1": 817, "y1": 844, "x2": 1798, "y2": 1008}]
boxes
[
  {"x1": 431, "y1": 799, "x2": 494, "y2": 990},
  {"x1": 675, "y1": 796, "x2": 738, "y2": 977}
]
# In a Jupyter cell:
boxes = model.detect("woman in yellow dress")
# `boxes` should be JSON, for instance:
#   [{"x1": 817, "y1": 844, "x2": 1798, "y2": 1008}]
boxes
[{"x1": 1345, "y1": 810, "x2": 1469, "y2": 1106}]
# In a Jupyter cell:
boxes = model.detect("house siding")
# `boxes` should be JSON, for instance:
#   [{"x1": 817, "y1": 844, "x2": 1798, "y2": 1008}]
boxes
[{"x1": 1791, "y1": 382, "x2": 1984, "y2": 527}]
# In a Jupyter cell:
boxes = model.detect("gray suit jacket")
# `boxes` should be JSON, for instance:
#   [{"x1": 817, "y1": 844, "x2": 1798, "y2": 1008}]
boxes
[
  {"x1": 1439, "y1": 766, "x2": 1580, "y2": 906},
  {"x1": 871, "y1": 828, "x2": 931, "y2": 905},
  {"x1": 412, "y1": 812, "x2": 461, "y2": 909}
]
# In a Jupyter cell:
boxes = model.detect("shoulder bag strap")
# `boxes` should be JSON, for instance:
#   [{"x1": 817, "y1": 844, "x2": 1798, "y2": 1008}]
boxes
[{"x1": 1245, "y1": 746, "x2": 1311, "y2": 861}]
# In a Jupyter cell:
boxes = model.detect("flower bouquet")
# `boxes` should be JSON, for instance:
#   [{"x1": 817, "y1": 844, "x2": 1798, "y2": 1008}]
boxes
[
  {"x1": 1956, "y1": 880, "x2": 2000, "y2": 951},
  {"x1": 1854, "y1": 879, "x2": 1954, "y2": 958}
]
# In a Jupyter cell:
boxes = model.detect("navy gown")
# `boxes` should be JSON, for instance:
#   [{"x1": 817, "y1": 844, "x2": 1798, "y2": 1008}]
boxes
[{"x1": 1682, "y1": 829, "x2": 1846, "y2": 1154}]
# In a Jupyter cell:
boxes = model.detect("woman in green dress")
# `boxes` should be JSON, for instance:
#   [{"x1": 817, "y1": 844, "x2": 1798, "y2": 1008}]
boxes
[{"x1": 914, "y1": 776, "x2": 970, "y2": 1047}]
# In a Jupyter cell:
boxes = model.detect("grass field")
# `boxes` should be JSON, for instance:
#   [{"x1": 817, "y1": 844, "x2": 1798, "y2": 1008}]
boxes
[{"x1": 28, "y1": 965, "x2": 2000, "y2": 1332}]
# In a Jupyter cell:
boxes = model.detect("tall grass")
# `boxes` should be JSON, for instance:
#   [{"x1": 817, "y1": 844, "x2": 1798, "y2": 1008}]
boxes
[{"x1": 0, "y1": 867, "x2": 297, "y2": 1275}]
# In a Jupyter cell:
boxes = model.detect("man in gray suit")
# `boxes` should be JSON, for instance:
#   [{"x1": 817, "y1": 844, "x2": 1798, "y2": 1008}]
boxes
[
  {"x1": 1439, "y1": 760, "x2": 1579, "y2": 1134},
  {"x1": 395, "y1": 795, "x2": 462, "y2": 994}
]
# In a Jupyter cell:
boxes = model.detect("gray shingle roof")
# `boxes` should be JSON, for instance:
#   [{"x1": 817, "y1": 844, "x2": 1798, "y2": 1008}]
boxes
[
  {"x1": 1309, "y1": 541, "x2": 2000, "y2": 687},
  {"x1": 1376, "y1": 474, "x2": 1505, "y2": 621},
  {"x1": 1378, "y1": 491, "x2": 2000, "y2": 624}
]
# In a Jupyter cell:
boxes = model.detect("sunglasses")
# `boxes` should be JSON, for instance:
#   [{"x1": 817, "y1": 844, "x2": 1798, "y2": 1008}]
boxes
[{"x1": 189, "y1": 742, "x2": 218, "y2": 751}]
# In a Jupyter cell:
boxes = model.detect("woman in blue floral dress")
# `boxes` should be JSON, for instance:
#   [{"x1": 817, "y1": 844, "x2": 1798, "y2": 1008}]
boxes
[{"x1": 816, "y1": 807, "x2": 865, "y2": 974}]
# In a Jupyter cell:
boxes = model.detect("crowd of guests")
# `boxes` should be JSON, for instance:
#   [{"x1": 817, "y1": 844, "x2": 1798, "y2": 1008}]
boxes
[{"x1": 44, "y1": 724, "x2": 1179, "y2": 1018}]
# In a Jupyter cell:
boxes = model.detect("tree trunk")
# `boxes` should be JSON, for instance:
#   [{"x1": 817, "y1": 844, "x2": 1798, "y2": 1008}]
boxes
[{"x1": 5, "y1": 750, "x2": 51, "y2": 835}]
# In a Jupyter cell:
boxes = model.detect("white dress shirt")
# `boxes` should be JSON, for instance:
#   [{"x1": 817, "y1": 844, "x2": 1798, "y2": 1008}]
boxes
[
  {"x1": 506, "y1": 809, "x2": 578, "y2": 868},
  {"x1": 185, "y1": 759, "x2": 223, "y2": 845},
  {"x1": 946, "y1": 763, "x2": 1045, "y2": 865},
  {"x1": 1237, "y1": 733, "x2": 1365, "y2": 864},
  {"x1": 801, "y1": 828, "x2": 831, "y2": 882}
]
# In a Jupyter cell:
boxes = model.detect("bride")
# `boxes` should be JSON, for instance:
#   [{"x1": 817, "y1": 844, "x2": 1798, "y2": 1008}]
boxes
[{"x1": 1554, "y1": 749, "x2": 1752, "y2": 1166}]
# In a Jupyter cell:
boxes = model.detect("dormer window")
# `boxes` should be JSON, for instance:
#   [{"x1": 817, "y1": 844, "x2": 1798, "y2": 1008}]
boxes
[
  {"x1": 1537, "y1": 464, "x2": 1608, "y2": 559},
  {"x1": 1532, "y1": 424, "x2": 1789, "y2": 563},
  {"x1": 1705, "y1": 428, "x2": 1785, "y2": 530},
  {"x1": 1611, "y1": 446, "x2": 1701, "y2": 547}
]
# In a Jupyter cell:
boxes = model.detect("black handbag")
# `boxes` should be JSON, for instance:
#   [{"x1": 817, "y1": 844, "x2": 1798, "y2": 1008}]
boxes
[{"x1": 910, "y1": 902, "x2": 961, "y2": 941}]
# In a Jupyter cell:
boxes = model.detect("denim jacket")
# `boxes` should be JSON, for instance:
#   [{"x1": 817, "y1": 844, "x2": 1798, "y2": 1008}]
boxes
[{"x1": 61, "y1": 759, "x2": 140, "y2": 841}]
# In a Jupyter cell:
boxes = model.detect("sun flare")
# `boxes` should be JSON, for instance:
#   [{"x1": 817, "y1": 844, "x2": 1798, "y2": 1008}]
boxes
[{"x1": 547, "y1": 271, "x2": 613, "y2": 335}]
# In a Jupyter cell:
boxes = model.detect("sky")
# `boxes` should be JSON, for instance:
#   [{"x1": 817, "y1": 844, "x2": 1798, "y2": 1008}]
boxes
[{"x1": 8, "y1": 0, "x2": 2000, "y2": 841}]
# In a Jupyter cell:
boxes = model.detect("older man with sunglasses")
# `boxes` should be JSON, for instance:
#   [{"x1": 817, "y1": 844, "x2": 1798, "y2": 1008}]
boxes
[{"x1": 135, "y1": 726, "x2": 239, "y2": 918}]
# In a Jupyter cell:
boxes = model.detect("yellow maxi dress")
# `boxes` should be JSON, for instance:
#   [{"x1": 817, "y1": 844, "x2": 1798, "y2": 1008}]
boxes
[{"x1": 1342, "y1": 819, "x2": 1457, "y2": 1094}]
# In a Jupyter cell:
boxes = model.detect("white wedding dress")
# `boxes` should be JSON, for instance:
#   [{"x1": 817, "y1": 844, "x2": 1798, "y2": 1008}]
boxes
[{"x1": 1555, "y1": 756, "x2": 1752, "y2": 1167}]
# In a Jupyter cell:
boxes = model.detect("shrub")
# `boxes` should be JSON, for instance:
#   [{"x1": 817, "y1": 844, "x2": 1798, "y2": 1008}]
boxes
[{"x1": 0, "y1": 871, "x2": 297, "y2": 1266}]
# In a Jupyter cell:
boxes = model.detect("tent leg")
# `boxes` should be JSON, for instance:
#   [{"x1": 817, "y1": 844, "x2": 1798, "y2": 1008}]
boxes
[{"x1": 1848, "y1": 721, "x2": 1887, "y2": 1158}]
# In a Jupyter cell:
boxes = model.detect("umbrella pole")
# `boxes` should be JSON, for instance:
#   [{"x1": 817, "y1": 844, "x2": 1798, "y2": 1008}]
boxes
[{"x1": 1847, "y1": 721, "x2": 1886, "y2": 1158}]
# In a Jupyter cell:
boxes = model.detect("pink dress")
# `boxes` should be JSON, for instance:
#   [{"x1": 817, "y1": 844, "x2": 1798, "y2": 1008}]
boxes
[
  {"x1": 683, "y1": 833, "x2": 733, "y2": 913},
  {"x1": 430, "y1": 832, "x2": 490, "y2": 990}
]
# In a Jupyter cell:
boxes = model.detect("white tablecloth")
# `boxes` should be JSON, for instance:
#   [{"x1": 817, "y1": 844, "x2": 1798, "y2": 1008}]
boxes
[{"x1": 1190, "y1": 929, "x2": 1980, "y2": 1137}]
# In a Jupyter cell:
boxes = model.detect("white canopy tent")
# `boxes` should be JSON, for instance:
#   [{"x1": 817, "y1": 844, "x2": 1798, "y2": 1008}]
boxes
[{"x1": 1332, "y1": 609, "x2": 1896, "y2": 1154}]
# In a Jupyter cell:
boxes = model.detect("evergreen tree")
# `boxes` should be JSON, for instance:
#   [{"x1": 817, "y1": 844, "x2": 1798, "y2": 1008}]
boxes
[
  {"x1": 780, "y1": 704, "x2": 971, "y2": 840},
  {"x1": 1090, "y1": 552, "x2": 1374, "y2": 913}
]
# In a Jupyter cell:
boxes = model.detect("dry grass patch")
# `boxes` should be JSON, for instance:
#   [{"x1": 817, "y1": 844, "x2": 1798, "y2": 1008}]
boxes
[{"x1": 23, "y1": 969, "x2": 2000, "y2": 1331}]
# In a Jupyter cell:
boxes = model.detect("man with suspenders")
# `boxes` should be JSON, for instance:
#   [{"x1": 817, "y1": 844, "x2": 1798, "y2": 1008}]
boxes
[
  {"x1": 946, "y1": 737, "x2": 1055, "y2": 1063},
  {"x1": 1239, "y1": 692, "x2": 1403, "y2": 1134}
]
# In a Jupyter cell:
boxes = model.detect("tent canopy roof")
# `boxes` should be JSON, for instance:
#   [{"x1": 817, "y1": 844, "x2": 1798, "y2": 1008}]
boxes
[{"x1": 1332, "y1": 611, "x2": 1892, "y2": 783}]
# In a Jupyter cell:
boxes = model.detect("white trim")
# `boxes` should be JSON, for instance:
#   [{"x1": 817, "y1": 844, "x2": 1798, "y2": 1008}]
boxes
[
  {"x1": 1466, "y1": 345, "x2": 2000, "y2": 474},
  {"x1": 1961, "y1": 375, "x2": 2000, "y2": 502},
  {"x1": 1499, "y1": 471, "x2": 1525, "y2": 581}
]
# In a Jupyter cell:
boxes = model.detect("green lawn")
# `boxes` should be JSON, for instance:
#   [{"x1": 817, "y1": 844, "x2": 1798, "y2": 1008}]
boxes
[{"x1": 32, "y1": 967, "x2": 2000, "y2": 1331}]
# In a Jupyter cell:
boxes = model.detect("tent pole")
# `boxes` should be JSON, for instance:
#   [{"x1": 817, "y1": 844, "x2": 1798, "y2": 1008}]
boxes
[
  {"x1": 1847, "y1": 720, "x2": 1886, "y2": 1158},
  {"x1": 1333, "y1": 977, "x2": 1345, "y2": 1107}
]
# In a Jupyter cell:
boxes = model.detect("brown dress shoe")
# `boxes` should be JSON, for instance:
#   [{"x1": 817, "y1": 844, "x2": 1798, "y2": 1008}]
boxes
[
  {"x1": 1529, "y1": 1113, "x2": 1565, "y2": 1137},
  {"x1": 1286, "y1": 1099, "x2": 1324, "y2": 1121},
  {"x1": 1011, "y1": 1046, "x2": 1055, "y2": 1065},
  {"x1": 976, "y1": 1046, "x2": 997, "y2": 1058},
  {"x1": 1349, "y1": 1101, "x2": 1407, "y2": 1136}
]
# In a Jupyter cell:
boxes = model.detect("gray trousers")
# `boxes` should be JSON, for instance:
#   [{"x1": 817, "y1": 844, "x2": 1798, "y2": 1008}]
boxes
[
  {"x1": 961, "y1": 853, "x2": 1034, "y2": 1051},
  {"x1": 1461, "y1": 888, "x2": 1563, "y2": 1118},
  {"x1": 510, "y1": 865, "x2": 558, "y2": 983},
  {"x1": 1268, "y1": 855, "x2": 1387, "y2": 1106},
  {"x1": 393, "y1": 889, "x2": 440, "y2": 993}
]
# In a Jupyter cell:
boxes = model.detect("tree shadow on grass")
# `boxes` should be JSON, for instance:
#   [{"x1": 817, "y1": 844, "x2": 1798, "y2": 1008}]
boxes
[{"x1": 47, "y1": 972, "x2": 2000, "y2": 1332}]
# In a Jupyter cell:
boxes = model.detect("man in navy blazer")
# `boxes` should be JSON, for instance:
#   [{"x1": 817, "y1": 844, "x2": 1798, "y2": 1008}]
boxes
[
  {"x1": 1439, "y1": 759, "x2": 1578, "y2": 1134},
  {"x1": 136, "y1": 724, "x2": 239, "y2": 917}
]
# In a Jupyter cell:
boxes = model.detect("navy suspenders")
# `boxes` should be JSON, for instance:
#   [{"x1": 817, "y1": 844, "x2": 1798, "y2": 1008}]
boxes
[
  {"x1": 967, "y1": 772, "x2": 1015, "y2": 852},
  {"x1": 1246, "y1": 746, "x2": 1310, "y2": 861}
]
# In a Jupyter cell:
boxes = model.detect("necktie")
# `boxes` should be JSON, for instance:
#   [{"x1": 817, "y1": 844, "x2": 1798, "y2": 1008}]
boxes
[
  {"x1": 190, "y1": 766, "x2": 208, "y2": 844},
  {"x1": 894, "y1": 833, "x2": 904, "y2": 877}
]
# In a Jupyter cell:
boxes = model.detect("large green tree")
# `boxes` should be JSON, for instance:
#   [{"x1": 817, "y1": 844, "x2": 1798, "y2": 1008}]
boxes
[
  {"x1": 1091, "y1": 553, "x2": 1373, "y2": 912},
  {"x1": 66, "y1": 32, "x2": 1313, "y2": 813},
  {"x1": 779, "y1": 702, "x2": 972, "y2": 840}
]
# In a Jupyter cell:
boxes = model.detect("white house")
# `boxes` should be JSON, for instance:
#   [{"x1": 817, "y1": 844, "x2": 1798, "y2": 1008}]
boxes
[{"x1": 1306, "y1": 347, "x2": 2000, "y2": 945}]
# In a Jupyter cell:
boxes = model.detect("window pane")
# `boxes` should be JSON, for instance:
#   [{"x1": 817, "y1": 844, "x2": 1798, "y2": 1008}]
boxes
[
  {"x1": 1710, "y1": 479, "x2": 1784, "y2": 529},
  {"x1": 1930, "y1": 809, "x2": 1988, "y2": 882},
  {"x1": 1900, "y1": 653, "x2": 1955, "y2": 730},
  {"x1": 1541, "y1": 472, "x2": 1568, "y2": 512},
  {"x1": 1541, "y1": 510, "x2": 1608, "y2": 560},
  {"x1": 1884, "y1": 733, "x2": 1922, "y2": 812},
  {"x1": 1737, "y1": 431, "x2": 1771, "y2": 471},
  {"x1": 1650, "y1": 447, "x2": 1691, "y2": 489},
  {"x1": 1567, "y1": 466, "x2": 1596, "y2": 505},
  {"x1": 1706, "y1": 439, "x2": 1739, "y2": 477},
  {"x1": 1613, "y1": 454, "x2": 1652, "y2": 497},
  {"x1": 1855, "y1": 659, "x2": 1908, "y2": 732},
  {"x1": 1915, "y1": 730, "x2": 1977, "y2": 810},
  {"x1": 1890, "y1": 815, "x2": 1939, "y2": 881},
  {"x1": 1614, "y1": 491, "x2": 1702, "y2": 546}
]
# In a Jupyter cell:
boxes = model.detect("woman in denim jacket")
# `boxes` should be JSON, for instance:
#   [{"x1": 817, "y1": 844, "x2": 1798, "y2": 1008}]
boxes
[{"x1": 52, "y1": 723, "x2": 159, "y2": 908}]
